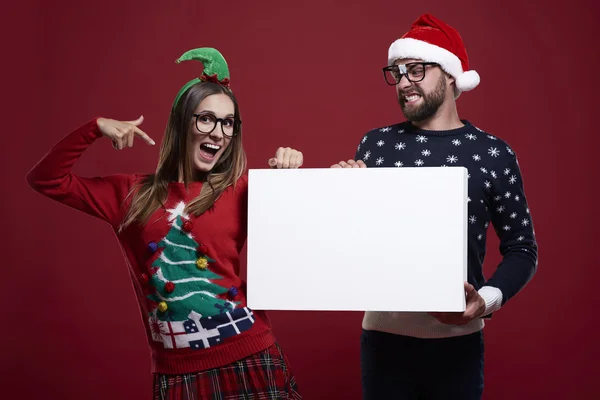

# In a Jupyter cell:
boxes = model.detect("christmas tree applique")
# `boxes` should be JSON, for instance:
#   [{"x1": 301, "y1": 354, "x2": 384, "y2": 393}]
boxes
[{"x1": 147, "y1": 201, "x2": 238, "y2": 322}]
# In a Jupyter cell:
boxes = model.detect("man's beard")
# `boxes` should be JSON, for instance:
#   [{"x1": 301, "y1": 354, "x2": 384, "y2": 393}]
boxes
[{"x1": 398, "y1": 75, "x2": 447, "y2": 122}]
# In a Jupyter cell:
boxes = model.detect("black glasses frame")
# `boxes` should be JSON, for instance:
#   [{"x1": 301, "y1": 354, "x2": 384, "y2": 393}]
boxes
[
  {"x1": 382, "y1": 62, "x2": 438, "y2": 86},
  {"x1": 193, "y1": 113, "x2": 242, "y2": 138}
]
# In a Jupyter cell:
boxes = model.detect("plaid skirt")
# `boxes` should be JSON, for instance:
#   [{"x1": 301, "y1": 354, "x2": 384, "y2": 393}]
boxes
[{"x1": 153, "y1": 342, "x2": 301, "y2": 400}]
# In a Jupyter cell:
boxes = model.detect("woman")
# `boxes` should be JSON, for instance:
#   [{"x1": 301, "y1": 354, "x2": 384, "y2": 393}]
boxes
[{"x1": 26, "y1": 47, "x2": 302, "y2": 399}]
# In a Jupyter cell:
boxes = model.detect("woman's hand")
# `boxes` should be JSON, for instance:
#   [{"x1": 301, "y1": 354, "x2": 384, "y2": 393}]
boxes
[
  {"x1": 268, "y1": 147, "x2": 303, "y2": 169},
  {"x1": 97, "y1": 115, "x2": 155, "y2": 150}
]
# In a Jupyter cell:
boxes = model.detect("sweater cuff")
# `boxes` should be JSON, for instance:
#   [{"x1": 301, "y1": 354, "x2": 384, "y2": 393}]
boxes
[
  {"x1": 89, "y1": 117, "x2": 103, "y2": 140},
  {"x1": 479, "y1": 286, "x2": 503, "y2": 316}
]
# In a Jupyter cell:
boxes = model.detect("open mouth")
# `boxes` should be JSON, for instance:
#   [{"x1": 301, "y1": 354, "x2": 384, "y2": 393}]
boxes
[
  {"x1": 199, "y1": 143, "x2": 221, "y2": 160},
  {"x1": 404, "y1": 94, "x2": 421, "y2": 103}
]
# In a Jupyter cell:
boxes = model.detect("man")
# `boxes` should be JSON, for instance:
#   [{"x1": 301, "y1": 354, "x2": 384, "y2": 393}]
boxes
[{"x1": 331, "y1": 13, "x2": 538, "y2": 400}]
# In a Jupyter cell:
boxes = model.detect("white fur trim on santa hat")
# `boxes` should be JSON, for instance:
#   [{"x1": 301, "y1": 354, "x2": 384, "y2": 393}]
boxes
[{"x1": 388, "y1": 37, "x2": 480, "y2": 94}]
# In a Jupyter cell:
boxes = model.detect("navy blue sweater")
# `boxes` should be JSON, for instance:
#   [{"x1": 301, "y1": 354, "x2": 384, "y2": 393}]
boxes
[{"x1": 354, "y1": 120, "x2": 538, "y2": 306}]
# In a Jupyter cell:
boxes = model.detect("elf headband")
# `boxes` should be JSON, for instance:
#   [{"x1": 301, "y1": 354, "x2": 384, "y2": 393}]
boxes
[{"x1": 172, "y1": 47, "x2": 231, "y2": 109}]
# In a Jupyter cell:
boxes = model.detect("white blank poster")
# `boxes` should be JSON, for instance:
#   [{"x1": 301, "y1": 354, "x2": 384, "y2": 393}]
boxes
[{"x1": 246, "y1": 167, "x2": 468, "y2": 312}]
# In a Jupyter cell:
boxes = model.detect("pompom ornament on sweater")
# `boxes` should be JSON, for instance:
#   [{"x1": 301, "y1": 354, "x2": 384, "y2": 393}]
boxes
[
  {"x1": 228, "y1": 286, "x2": 239, "y2": 299},
  {"x1": 165, "y1": 282, "x2": 175, "y2": 293},
  {"x1": 158, "y1": 301, "x2": 168, "y2": 313},
  {"x1": 199, "y1": 244, "x2": 209, "y2": 256},
  {"x1": 182, "y1": 219, "x2": 193, "y2": 233},
  {"x1": 148, "y1": 241, "x2": 158, "y2": 253},
  {"x1": 196, "y1": 257, "x2": 209, "y2": 270},
  {"x1": 387, "y1": 13, "x2": 480, "y2": 98}
]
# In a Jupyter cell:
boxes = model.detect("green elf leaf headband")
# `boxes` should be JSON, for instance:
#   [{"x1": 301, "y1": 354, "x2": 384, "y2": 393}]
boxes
[{"x1": 172, "y1": 47, "x2": 231, "y2": 109}]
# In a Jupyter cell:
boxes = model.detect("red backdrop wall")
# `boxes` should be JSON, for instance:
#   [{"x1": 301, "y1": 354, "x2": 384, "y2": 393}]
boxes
[{"x1": 4, "y1": 0, "x2": 600, "y2": 398}]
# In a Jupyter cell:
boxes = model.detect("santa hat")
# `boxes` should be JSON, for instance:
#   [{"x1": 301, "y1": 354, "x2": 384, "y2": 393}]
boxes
[{"x1": 388, "y1": 14, "x2": 480, "y2": 98}]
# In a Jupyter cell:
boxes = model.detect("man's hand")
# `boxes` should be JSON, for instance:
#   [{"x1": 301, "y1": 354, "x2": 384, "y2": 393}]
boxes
[
  {"x1": 330, "y1": 159, "x2": 367, "y2": 168},
  {"x1": 429, "y1": 282, "x2": 486, "y2": 325}
]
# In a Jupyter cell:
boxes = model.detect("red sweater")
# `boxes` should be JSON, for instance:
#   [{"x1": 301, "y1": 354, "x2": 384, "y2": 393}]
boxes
[{"x1": 26, "y1": 118, "x2": 276, "y2": 374}]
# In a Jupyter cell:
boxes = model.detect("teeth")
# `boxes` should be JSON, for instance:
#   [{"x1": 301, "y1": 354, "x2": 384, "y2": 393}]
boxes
[
  {"x1": 203, "y1": 143, "x2": 221, "y2": 150},
  {"x1": 405, "y1": 94, "x2": 420, "y2": 102}
]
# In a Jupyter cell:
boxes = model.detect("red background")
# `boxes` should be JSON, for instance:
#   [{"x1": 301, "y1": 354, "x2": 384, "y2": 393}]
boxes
[{"x1": 4, "y1": 1, "x2": 600, "y2": 398}]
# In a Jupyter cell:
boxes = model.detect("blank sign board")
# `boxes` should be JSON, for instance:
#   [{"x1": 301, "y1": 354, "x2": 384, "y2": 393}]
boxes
[{"x1": 246, "y1": 167, "x2": 468, "y2": 312}]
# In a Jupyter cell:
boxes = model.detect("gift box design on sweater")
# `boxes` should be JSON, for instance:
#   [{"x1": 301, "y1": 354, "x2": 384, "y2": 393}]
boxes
[
  {"x1": 145, "y1": 201, "x2": 254, "y2": 349},
  {"x1": 149, "y1": 307, "x2": 255, "y2": 350}
]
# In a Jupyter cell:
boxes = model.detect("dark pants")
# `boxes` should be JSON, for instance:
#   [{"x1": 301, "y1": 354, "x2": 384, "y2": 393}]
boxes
[{"x1": 360, "y1": 329, "x2": 484, "y2": 400}]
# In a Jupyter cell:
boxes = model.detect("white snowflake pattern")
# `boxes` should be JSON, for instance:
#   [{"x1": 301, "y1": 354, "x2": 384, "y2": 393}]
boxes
[
  {"x1": 395, "y1": 142, "x2": 406, "y2": 150},
  {"x1": 514, "y1": 195, "x2": 520, "y2": 201},
  {"x1": 504, "y1": 168, "x2": 511, "y2": 175},
  {"x1": 414, "y1": 159, "x2": 424, "y2": 166},
  {"x1": 522, "y1": 219, "x2": 529, "y2": 226},
  {"x1": 361, "y1": 136, "x2": 368, "y2": 144},
  {"x1": 477, "y1": 234, "x2": 483, "y2": 240},
  {"x1": 480, "y1": 167, "x2": 488, "y2": 174},
  {"x1": 490, "y1": 171, "x2": 497, "y2": 179},
  {"x1": 468, "y1": 173, "x2": 471, "y2": 179},
  {"x1": 484, "y1": 181, "x2": 491, "y2": 189},
  {"x1": 488, "y1": 147, "x2": 500, "y2": 157},
  {"x1": 517, "y1": 236, "x2": 525, "y2": 241},
  {"x1": 503, "y1": 225, "x2": 511, "y2": 231},
  {"x1": 480, "y1": 199, "x2": 484, "y2": 203},
  {"x1": 504, "y1": 191, "x2": 512, "y2": 199},
  {"x1": 509, "y1": 175, "x2": 517, "y2": 184},
  {"x1": 487, "y1": 135, "x2": 498, "y2": 140},
  {"x1": 376, "y1": 157, "x2": 384, "y2": 165},
  {"x1": 494, "y1": 195, "x2": 502, "y2": 201},
  {"x1": 377, "y1": 140, "x2": 385, "y2": 147},
  {"x1": 526, "y1": 208, "x2": 530, "y2": 214},
  {"x1": 447, "y1": 155, "x2": 458, "y2": 163},
  {"x1": 469, "y1": 216, "x2": 477, "y2": 224},
  {"x1": 466, "y1": 133, "x2": 477, "y2": 140},
  {"x1": 473, "y1": 154, "x2": 481, "y2": 161},
  {"x1": 398, "y1": 129, "x2": 405, "y2": 134},
  {"x1": 467, "y1": 196, "x2": 471, "y2": 203},
  {"x1": 363, "y1": 150, "x2": 371, "y2": 160},
  {"x1": 416, "y1": 135, "x2": 428, "y2": 143},
  {"x1": 394, "y1": 161, "x2": 403, "y2": 167},
  {"x1": 380, "y1": 127, "x2": 391, "y2": 132},
  {"x1": 484, "y1": 222, "x2": 489, "y2": 228},
  {"x1": 506, "y1": 146, "x2": 514, "y2": 155},
  {"x1": 422, "y1": 149, "x2": 431, "y2": 156},
  {"x1": 452, "y1": 139, "x2": 462, "y2": 146},
  {"x1": 357, "y1": 144, "x2": 361, "y2": 152},
  {"x1": 496, "y1": 205, "x2": 505, "y2": 213},
  {"x1": 510, "y1": 212, "x2": 518, "y2": 219}
]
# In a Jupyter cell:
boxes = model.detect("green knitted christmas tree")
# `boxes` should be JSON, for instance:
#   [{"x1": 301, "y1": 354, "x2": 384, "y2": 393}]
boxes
[{"x1": 147, "y1": 202, "x2": 237, "y2": 321}]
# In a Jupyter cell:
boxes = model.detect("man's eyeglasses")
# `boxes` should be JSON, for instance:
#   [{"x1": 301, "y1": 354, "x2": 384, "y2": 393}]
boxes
[
  {"x1": 382, "y1": 62, "x2": 438, "y2": 86},
  {"x1": 193, "y1": 113, "x2": 242, "y2": 138}
]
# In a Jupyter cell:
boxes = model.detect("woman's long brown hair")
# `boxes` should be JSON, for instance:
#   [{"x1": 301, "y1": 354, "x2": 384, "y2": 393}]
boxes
[{"x1": 119, "y1": 81, "x2": 246, "y2": 231}]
